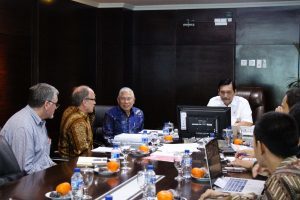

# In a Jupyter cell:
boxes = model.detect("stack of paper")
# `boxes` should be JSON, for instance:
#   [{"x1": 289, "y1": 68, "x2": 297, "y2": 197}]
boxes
[
  {"x1": 113, "y1": 133, "x2": 145, "y2": 143},
  {"x1": 77, "y1": 157, "x2": 107, "y2": 167}
]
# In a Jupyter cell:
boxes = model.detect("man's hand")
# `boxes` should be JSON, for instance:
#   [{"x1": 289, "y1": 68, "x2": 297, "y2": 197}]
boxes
[
  {"x1": 230, "y1": 159, "x2": 254, "y2": 169},
  {"x1": 234, "y1": 149, "x2": 254, "y2": 159},
  {"x1": 252, "y1": 163, "x2": 270, "y2": 178},
  {"x1": 275, "y1": 106, "x2": 284, "y2": 112},
  {"x1": 199, "y1": 189, "x2": 230, "y2": 200}
]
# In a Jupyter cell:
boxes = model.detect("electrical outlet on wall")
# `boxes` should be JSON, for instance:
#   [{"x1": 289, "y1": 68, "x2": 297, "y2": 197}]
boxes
[
  {"x1": 262, "y1": 59, "x2": 267, "y2": 68},
  {"x1": 249, "y1": 60, "x2": 256, "y2": 67},
  {"x1": 256, "y1": 59, "x2": 262, "y2": 68},
  {"x1": 241, "y1": 60, "x2": 247, "y2": 66}
]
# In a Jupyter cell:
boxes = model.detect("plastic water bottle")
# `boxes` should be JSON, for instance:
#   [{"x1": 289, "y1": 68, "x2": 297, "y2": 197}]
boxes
[
  {"x1": 145, "y1": 165, "x2": 156, "y2": 200},
  {"x1": 111, "y1": 143, "x2": 121, "y2": 161},
  {"x1": 182, "y1": 150, "x2": 192, "y2": 179},
  {"x1": 142, "y1": 130, "x2": 149, "y2": 145},
  {"x1": 71, "y1": 168, "x2": 83, "y2": 200},
  {"x1": 105, "y1": 195, "x2": 113, "y2": 200}
]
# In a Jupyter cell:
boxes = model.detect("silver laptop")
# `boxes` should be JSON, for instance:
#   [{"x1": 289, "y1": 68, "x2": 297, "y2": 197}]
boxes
[{"x1": 204, "y1": 139, "x2": 265, "y2": 195}]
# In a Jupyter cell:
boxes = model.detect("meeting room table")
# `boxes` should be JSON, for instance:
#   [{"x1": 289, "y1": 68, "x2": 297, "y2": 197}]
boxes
[{"x1": 0, "y1": 150, "x2": 252, "y2": 200}]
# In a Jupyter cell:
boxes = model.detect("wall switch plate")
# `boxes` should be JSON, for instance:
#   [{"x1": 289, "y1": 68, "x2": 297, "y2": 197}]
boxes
[
  {"x1": 256, "y1": 59, "x2": 262, "y2": 68},
  {"x1": 262, "y1": 59, "x2": 267, "y2": 68},
  {"x1": 249, "y1": 60, "x2": 256, "y2": 67},
  {"x1": 241, "y1": 60, "x2": 247, "y2": 66}
]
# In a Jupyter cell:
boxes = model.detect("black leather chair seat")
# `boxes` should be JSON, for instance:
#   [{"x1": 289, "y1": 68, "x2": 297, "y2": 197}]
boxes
[
  {"x1": 0, "y1": 135, "x2": 25, "y2": 186},
  {"x1": 236, "y1": 87, "x2": 266, "y2": 123}
]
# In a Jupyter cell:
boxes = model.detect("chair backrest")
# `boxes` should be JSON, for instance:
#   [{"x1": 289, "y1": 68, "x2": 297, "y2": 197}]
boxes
[
  {"x1": 93, "y1": 105, "x2": 114, "y2": 146},
  {"x1": 0, "y1": 135, "x2": 24, "y2": 186},
  {"x1": 235, "y1": 87, "x2": 266, "y2": 123}
]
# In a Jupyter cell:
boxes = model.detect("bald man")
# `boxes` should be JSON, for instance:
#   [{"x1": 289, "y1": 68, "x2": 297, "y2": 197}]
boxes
[
  {"x1": 58, "y1": 85, "x2": 96, "y2": 158},
  {"x1": 103, "y1": 87, "x2": 144, "y2": 144}
]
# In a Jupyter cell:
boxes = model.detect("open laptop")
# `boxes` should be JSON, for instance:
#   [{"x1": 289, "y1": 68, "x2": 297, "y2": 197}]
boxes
[{"x1": 204, "y1": 139, "x2": 265, "y2": 195}]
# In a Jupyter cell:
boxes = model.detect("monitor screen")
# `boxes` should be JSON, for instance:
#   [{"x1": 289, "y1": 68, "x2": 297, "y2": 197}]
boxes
[{"x1": 177, "y1": 105, "x2": 231, "y2": 139}]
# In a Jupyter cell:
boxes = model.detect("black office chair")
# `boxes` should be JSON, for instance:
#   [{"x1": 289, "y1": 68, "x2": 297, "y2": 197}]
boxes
[
  {"x1": 93, "y1": 105, "x2": 113, "y2": 147},
  {"x1": 0, "y1": 135, "x2": 25, "y2": 186}
]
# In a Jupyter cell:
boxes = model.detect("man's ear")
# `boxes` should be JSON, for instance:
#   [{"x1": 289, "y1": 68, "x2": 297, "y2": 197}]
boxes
[{"x1": 256, "y1": 140, "x2": 265, "y2": 156}]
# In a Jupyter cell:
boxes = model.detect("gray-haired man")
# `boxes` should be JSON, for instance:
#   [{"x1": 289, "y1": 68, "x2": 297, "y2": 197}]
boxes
[{"x1": 0, "y1": 83, "x2": 59, "y2": 174}]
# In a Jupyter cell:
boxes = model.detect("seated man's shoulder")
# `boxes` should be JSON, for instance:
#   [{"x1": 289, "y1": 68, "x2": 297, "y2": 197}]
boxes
[
  {"x1": 209, "y1": 96, "x2": 220, "y2": 101},
  {"x1": 132, "y1": 107, "x2": 143, "y2": 116},
  {"x1": 106, "y1": 106, "x2": 119, "y2": 115}
]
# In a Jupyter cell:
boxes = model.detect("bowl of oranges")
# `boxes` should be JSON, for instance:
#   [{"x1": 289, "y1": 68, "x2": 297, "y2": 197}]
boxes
[
  {"x1": 45, "y1": 182, "x2": 71, "y2": 199},
  {"x1": 130, "y1": 145, "x2": 151, "y2": 157},
  {"x1": 190, "y1": 167, "x2": 209, "y2": 183},
  {"x1": 95, "y1": 160, "x2": 120, "y2": 176}
]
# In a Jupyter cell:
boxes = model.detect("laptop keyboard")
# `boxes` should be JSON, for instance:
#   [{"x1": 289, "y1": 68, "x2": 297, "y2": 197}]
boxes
[{"x1": 223, "y1": 178, "x2": 247, "y2": 192}]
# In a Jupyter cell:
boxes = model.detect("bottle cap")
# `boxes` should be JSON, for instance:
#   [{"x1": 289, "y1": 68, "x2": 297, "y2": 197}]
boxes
[
  {"x1": 105, "y1": 195, "x2": 113, "y2": 200},
  {"x1": 184, "y1": 149, "x2": 190, "y2": 154},
  {"x1": 74, "y1": 168, "x2": 80, "y2": 172},
  {"x1": 143, "y1": 130, "x2": 147, "y2": 134},
  {"x1": 147, "y1": 165, "x2": 154, "y2": 170}
]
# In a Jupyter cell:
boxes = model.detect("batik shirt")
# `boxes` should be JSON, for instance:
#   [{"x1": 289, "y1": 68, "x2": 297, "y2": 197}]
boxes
[
  {"x1": 103, "y1": 106, "x2": 144, "y2": 143},
  {"x1": 231, "y1": 156, "x2": 300, "y2": 200},
  {"x1": 58, "y1": 106, "x2": 94, "y2": 158}
]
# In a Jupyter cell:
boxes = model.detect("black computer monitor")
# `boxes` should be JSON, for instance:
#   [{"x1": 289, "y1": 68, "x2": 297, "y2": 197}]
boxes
[{"x1": 177, "y1": 105, "x2": 231, "y2": 139}]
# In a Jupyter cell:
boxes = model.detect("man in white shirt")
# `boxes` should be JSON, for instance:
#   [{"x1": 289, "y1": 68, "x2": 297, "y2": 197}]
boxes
[{"x1": 207, "y1": 78, "x2": 253, "y2": 126}]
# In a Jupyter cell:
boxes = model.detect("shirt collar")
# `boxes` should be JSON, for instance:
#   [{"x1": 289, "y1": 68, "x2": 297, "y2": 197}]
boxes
[
  {"x1": 26, "y1": 105, "x2": 46, "y2": 126},
  {"x1": 117, "y1": 106, "x2": 134, "y2": 116},
  {"x1": 222, "y1": 96, "x2": 237, "y2": 107},
  {"x1": 277, "y1": 156, "x2": 298, "y2": 169}
]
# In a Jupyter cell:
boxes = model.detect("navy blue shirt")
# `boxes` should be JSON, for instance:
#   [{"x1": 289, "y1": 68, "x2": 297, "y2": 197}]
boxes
[{"x1": 103, "y1": 106, "x2": 144, "y2": 143}]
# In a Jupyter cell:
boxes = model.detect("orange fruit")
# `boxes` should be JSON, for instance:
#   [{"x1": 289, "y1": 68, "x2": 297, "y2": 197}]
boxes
[
  {"x1": 233, "y1": 138, "x2": 243, "y2": 145},
  {"x1": 164, "y1": 135, "x2": 173, "y2": 142},
  {"x1": 191, "y1": 167, "x2": 205, "y2": 178},
  {"x1": 138, "y1": 145, "x2": 149, "y2": 153},
  {"x1": 107, "y1": 160, "x2": 120, "y2": 172},
  {"x1": 157, "y1": 190, "x2": 173, "y2": 200},
  {"x1": 56, "y1": 182, "x2": 71, "y2": 196}
]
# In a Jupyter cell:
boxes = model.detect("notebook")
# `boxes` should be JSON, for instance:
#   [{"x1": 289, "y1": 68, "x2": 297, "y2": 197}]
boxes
[{"x1": 204, "y1": 139, "x2": 265, "y2": 195}]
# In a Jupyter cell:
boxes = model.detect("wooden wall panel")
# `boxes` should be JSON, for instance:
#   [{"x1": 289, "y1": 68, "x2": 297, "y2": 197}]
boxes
[
  {"x1": 96, "y1": 9, "x2": 133, "y2": 105},
  {"x1": 0, "y1": 0, "x2": 32, "y2": 126},
  {"x1": 128, "y1": 9, "x2": 235, "y2": 128},
  {"x1": 38, "y1": 0, "x2": 97, "y2": 148}
]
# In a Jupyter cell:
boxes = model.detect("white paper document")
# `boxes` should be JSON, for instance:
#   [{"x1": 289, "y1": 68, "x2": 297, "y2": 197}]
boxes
[
  {"x1": 157, "y1": 143, "x2": 200, "y2": 154},
  {"x1": 92, "y1": 146, "x2": 113, "y2": 153},
  {"x1": 76, "y1": 157, "x2": 107, "y2": 167}
]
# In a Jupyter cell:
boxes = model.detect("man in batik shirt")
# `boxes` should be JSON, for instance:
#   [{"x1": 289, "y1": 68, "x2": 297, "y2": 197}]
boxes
[
  {"x1": 58, "y1": 86, "x2": 96, "y2": 158},
  {"x1": 103, "y1": 87, "x2": 144, "y2": 144},
  {"x1": 199, "y1": 112, "x2": 300, "y2": 200}
]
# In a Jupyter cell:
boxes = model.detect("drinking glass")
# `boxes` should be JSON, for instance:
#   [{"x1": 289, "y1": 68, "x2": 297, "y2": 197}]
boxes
[
  {"x1": 136, "y1": 170, "x2": 147, "y2": 199},
  {"x1": 150, "y1": 131, "x2": 160, "y2": 147},
  {"x1": 120, "y1": 142, "x2": 131, "y2": 170},
  {"x1": 81, "y1": 168, "x2": 94, "y2": 200},
  {"x1": 173, "y1": 152, "x2": 184, "y2": 181}
]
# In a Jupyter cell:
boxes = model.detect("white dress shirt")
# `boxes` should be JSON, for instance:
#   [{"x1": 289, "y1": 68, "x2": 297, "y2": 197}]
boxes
[{"x1": 207, "y1": 96, "x2": 253, "y2": 125}]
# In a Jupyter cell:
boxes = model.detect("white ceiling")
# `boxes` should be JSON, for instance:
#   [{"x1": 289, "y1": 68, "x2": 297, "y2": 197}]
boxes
[{"x1": 72, "y1": 0, "x2": 300, "y2": 10}]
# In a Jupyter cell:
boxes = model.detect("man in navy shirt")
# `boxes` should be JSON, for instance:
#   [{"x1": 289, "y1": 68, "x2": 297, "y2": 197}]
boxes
[{"x1": 103, "y1": 87, "x2": 144, "y2": 144}]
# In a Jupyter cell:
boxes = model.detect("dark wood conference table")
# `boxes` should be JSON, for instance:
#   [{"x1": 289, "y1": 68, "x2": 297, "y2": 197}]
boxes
[{"x1": 0, "y1": 151, "x2": 251, "y2": 200}]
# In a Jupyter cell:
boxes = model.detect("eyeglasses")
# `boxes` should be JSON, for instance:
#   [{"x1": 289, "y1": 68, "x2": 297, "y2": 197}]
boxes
[
  {"x1": 119, "y1": 97, "x2": 133, "y2": 101},
  {"x1": 85, "y1": 97, "x2": 96, "y2": 101},
  {"x1": 47, "y1": 100, "x2": 60, "y2": 108}
]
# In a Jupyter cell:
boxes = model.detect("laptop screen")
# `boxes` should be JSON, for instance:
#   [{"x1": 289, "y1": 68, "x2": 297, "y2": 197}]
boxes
[{"x1": 205, "y1": 139, "x2": 223, "y2": 179}]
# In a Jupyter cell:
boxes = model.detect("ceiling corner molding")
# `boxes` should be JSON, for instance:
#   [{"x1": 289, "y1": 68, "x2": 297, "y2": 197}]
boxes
[
  {"x1": 132, "y1": 1, "x2": 300, "y2": 10},
  {"x1": 72, "y1": 0, "x2": 300, "y2": 10},
  {"x1": 97, "y1": 3, "x2": 134, "y2": 9},
  {"x1": 72, "y1": 0, "x2": 100, "y2": 8}
]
